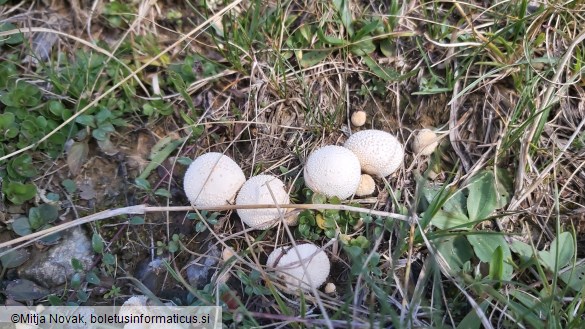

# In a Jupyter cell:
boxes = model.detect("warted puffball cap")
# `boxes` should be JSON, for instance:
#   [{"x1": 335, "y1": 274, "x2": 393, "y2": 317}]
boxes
[
  {"x1": 304, "y1": 145, "x2": 361, "y2": 200},
  {"x1": 344, "y1": 129, "x2": 404, "y2": 177},
  {"x1": 183, "y1": 152, "x2": 246, "y2": 207},
  {"x1": 236, "y1": 175, "x2": 290, "y2": 230},
  {"x1": 267, "y1": 243, "x2": 330, "y2": 291},
  {"x1": 412, "y1": 129, "x2": 438, "y2": 156},
  {"x1": 355, "y1": 174, "x2": 375, "y2": 196}
]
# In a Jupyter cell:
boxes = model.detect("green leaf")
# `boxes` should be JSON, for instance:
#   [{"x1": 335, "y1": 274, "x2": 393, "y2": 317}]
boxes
[
  {"x1": 71, "y1": 258, "x2": 83, "y2": 272},
  {"x1": 489, "y1": 246, "x2": 505, "y2": 288},
  {"x1": 61, "y1": 179, "x2": 77, "y2": 194},
  {"x1": 0, "y1": 23, "x2": 24, "y2": 45},
  {"x1": 138, "y1": 137, "x2": 185, "y2": 180},
  {"x1": 177, "y1": 157, "x2": 192, "y2": 166},
  {"x1": 430, "y1": 210, "x2": 471, "y2": 230},
  {"x1": 0, "y1": 248, "x2": 29, "y2": 268},
  {"x1": 28, "y1": 204, "x2": 58, "y2": 230},
  {"x1": 538, "y1": 232, "x2": 574, "y2": 272},
  {"x1": 435, "y1": 235, "x2": 473, "y2": 272},
  {"x1": 75, "y1": 114, "x2": 96, "y2": 127},
  {"x1": 8, "y1": 154, "x2": 38, "y2": 178},
  {"x1": 12, "y1": 217, "x2": 32, "y2": 236},
  {"x1": 467, "y1": 233, "x2": 513, "y2": 280},
  {"x1": 129, "y1": 216, "x2": 145, "y2": 225},
  {"x1": 332, "y1": 0, "x2": 353, "y2": 35},
  {"x1": 103, "y1": 253, "x2": 116, "y2": 265},
  {"x1": 3, "y1": 181, "x2": 37, "y2": 205},
  {"x1": 92, "y1": 233, "x2": 104, "y2": 254},
  {"x1": 349, "y1": 38, "x2": 376, "y2": 56},
  {"x1": 85, "y1": 271, "x2": 101, "y2": 285},
  {"x1": 154, "y1": 188, "x2": 172, "y2": 198},
  {"x1": 559, "y1": 262, "x2": 585, "y2": 291},
  {"x1": 134, "y1": 178, "x2": 151, "y2": 191},
  {"x1": 362, "y1": 56, "x2": 417, "y2": 82},
  {"x1": 299, "y1": 50, "x2": 333, "y2": 68},
  {"x1": 466, "y1": 171, "x2": 498, "y2": 221},
  {"x1": 316, "y1": 29, "x2": 346, "y2": 46},
  {"x1": 510, "y1": 240, "x2": 536, "y2": 264}
]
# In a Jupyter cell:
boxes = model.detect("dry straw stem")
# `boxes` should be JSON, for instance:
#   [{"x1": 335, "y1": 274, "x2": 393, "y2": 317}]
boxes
[
  {"x1": 0, "y1": 203, "x2": 408, "y2": 253},
  {"x1": 0, "y1": 0, "x2": 244, "y2": 163}
]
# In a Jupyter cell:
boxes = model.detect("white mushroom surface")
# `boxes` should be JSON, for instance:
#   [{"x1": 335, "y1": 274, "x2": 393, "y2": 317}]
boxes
[
  {"x1": 304, "y1": 145, "x2": 361, "y2": 200},
  {"x1": 412, "y1": 129, "x2": 439, "y2": 156},
  {"x1": 119, "y1": 296, "x2": 150, "y2": 329},
  {"x1": 183, "y1": 152, "x2": 246, "y2": 207},
  {"x1": 267, "y1": 243, "x2": 330, "y2": 291},
  {"x1": 344, "y1": 130, "x2": 404, "y2": 177},
  {"x1": 351, "y1": 111, "x2": 367, "y2": 127},
  {"x1": 355, "y1": 174, "x2": 375, "y2": 196},
  {"x1": 236, "y1": 175, "x2": 290, "y2": 230}
]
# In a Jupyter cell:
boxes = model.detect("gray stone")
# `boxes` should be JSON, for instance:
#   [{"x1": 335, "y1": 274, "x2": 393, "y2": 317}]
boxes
[
  {"x1": 185, "y1": 243, "x2": 220, "y2": 289},
  {"x1": 18, "y1": 227, "x2": 94, "y2": 288}
]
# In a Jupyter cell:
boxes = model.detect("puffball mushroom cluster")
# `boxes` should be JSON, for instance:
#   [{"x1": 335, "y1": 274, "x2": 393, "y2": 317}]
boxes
[
  {"x1": 304, "y1": 129, "x2": 404, "y2": 199},
  {"x1": 183, "y1": 153, "x2": 290, "y2": 230}
]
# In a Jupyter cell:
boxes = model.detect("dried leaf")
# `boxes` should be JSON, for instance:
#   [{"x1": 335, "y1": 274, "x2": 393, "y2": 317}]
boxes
[{"x1": 67, "y1": 141, "x2": 89, "y2": 176}]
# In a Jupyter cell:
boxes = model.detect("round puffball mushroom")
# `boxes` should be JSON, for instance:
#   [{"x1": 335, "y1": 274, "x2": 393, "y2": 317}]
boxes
[
  {"x1": 236, "y1": 175, "x2": 290, "y2": 230},
  {"x1": 412, "y1": 129, "x2": 439, "y2": 156},
  {"x1": 267, "y1": 243, "x2": 330, "y2": 291},
  {"x1": 351, "y1": 111, "x2": 367, "y2": 127},
  {"x1": 183, "y1": 152, "x2": 246, "y2": 207},
  {"x1": 355, "y1": 174, "x2": 375, "y2": 196},
  {"x1": 324, "y1": 282, "x2": 336, "y2": 294},
  {"x1": 304, "y1": 145, "x2": 361, "y2": 200},
  {"x1": 344, "y1": 130, "x2": 404, "y2": 177}
]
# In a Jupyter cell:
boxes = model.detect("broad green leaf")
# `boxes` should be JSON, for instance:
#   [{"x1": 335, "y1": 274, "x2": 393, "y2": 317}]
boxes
[
  {"x1": 538, "y1": 231, "x2": 574, "y2": 272},
  {"x1": 559, "y1": 262, "x2": 585, "y2": 291},
  {"x1": 435, "y1": 235, "x2": 473, "y2": 272},
  {"x1": 509, "y1": 239, "x2": 536, "y2": 264},
  {"x1": 466, "y1": 171, "x2": 497, "y2": 221},
  {"x1": 430, "y1": 210, "x2": 470, "y2": 230},
  {"x1": 467, "y1": 233, "x2": 513, "y2": 280},
  {"x1": 11, "y1": 217, "x2": 32, "y2": 236},
  {"x1": 134, "y1": 178, "x2": 150, "y2": 190},
  {"x1": 349, "y1": 38, "x2": 376, "y2": 56},
  {"x1": 129, "y1": 216, "x2": 145, "y2": 225},
  {"x1": 0, "y1": 248, "x2": 29, "y2": 268},
  {"x1": 362, "y1": 56, "x2": 417, "y2": 82},
  {"x1": 299, "y1": 50, "x2": 333, "y2": 68},
  {"x1": 495, "y1": 167, "x2": 514, "y2": 208},
  {"x1": 85, "y1": 271, "x2": 101, "y2": 285},
  {"x1": 92, "y1": 233, "x2": 104, "y2": 254},
  {"x1": 61, "y1": 179, "x2": 77, "y2": 194}
]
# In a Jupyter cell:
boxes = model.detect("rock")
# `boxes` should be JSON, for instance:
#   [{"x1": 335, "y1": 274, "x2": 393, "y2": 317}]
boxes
[
  {"x1": 134, "y1": 257, "x2": 167, "y2": 295},
  {"x1": 185, "y1": 243, "x2": 220, "y2": 289},
  {"x1": 4, "y1": 279, "x2": 49, "y2": 301},
  {"x1": 18, "y1": 227, "x2": 94, "y2": 288}
]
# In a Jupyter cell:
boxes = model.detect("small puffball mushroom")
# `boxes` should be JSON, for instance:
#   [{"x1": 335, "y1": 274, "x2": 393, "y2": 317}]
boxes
[
  {"x1": 236, "y1": 175, "x2": 290, "y2": 230},
  {"x1": 222, "y1": 248, "x2": 235, "y2": 262},
  {"x1": 183, "y1": 152, "x2": 246, "y2": 207},
  {"x1": 344, "y1": 129, "x2": 404, "y2": 177},
  {"x1": 355, "y1": 174, "x2": 375, "y2": 196},
  {"x1": 119, "y1": 296, "x2": 150, "y2": 329},
  {"x1": 267, "y1": 243, "x2": 330, "y2": 291},
  {"x1": 304, "y1": 145, "x2": 361, "y2": 200},
  {"x1": 324, "y1": 282, "x2": 336, "y2": 294},
  {"x1": 351, "y1": 110, "x2": 367, "y2": 127},
  {"x1": 412, "y1": 129, "x2": 439, "y2": 156}
]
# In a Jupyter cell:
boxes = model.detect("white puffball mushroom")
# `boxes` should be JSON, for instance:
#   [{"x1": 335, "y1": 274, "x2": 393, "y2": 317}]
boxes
[
  {"x1": 183, "y1": 152, "x2": 246, "y2": 207},
  {"x1": 412, "y1": 129, "x2": 439, "y2": 156},
  {"x1": 236, "y1": 175, "x2": 290, "y2": 230},
  {"x1": 344, "y1": 129, "x2": 404, "y2": 177},
  {"x1": 119, "y1": 296, "x2": 150, "y2": 329},
  {"x1": 351, "y1": 111, "x2": 367, "y2": 127},
  {"x1": 304, "y1": 145, "x2": 361, "y2": 200},
  {"x1": 267, "y1": 243, "x2": 330, "y2": 291},
  {"x1": 324, "y1": 282, "x2": 336, "y2": 294},
  {"x1": 355, "y1": 174, "x2": 375, "y2": 196}
]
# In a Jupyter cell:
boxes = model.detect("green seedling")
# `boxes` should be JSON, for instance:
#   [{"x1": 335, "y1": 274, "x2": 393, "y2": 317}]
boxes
[{"x1": 11, "y1": 203, "x2": 62, "y2": 243}]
